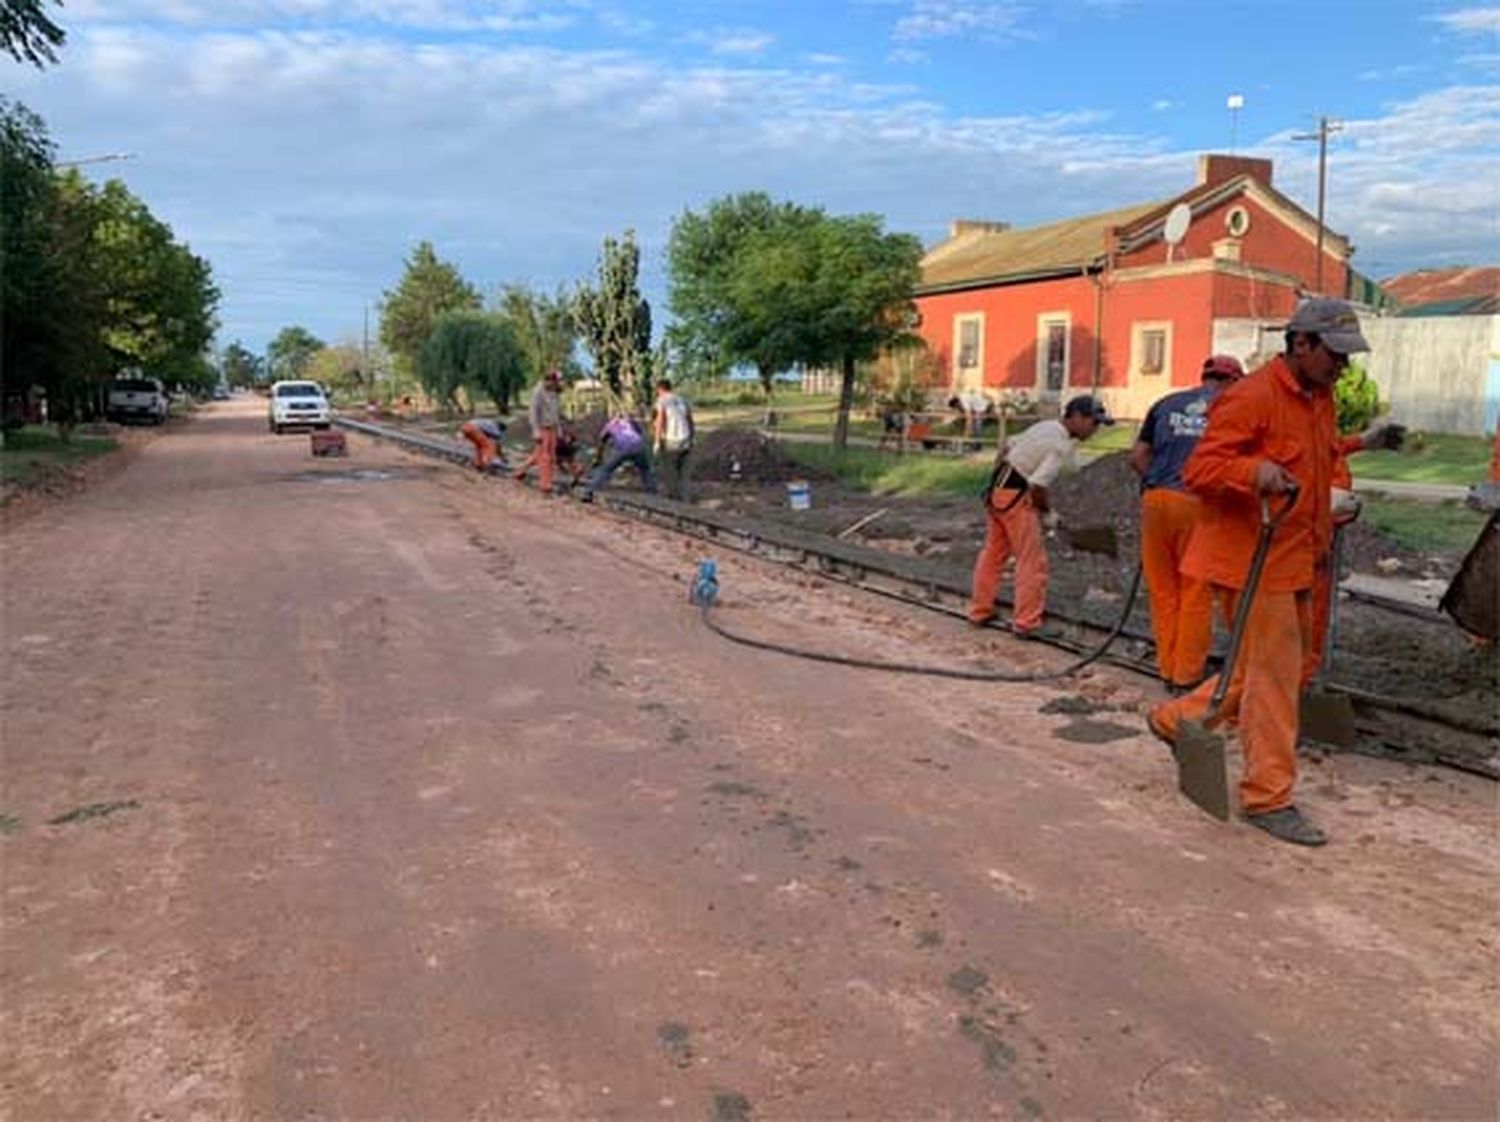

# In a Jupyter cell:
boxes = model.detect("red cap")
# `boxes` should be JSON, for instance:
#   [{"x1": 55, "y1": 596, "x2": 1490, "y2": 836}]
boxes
[{"x1": 1202, "y1": 354, "x2": 1245, "y2": 381}]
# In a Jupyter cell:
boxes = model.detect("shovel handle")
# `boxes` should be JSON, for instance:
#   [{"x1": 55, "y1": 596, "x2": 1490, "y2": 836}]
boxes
[{"x1": 1209, "y1": 484, "x2": 1301, "y2": 715}]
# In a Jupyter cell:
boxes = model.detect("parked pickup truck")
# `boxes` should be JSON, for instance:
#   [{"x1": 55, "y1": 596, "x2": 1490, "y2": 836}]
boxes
[
  {"x1": 107, "y1": 377, "x2": 169, "y2": 425},
  {"x1": 268, "y1": 380, "x2": 331, "y2": 433}
]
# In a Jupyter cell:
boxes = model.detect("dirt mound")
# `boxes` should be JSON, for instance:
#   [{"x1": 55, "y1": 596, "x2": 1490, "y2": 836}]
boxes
[
  {"x1": 1049, "y1": 452, "x2": 1143, "y2": 562},
  {"x1": 506, "y1": 411, "x2": 606, "y2": 448},
  {"x1": 693, "y1": 427, "x2": 815, "y2": 484}
]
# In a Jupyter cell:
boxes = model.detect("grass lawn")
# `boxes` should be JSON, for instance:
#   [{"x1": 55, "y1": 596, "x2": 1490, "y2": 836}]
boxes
[
  {"x1": 0, "y1": 426, "x2": 119, "y2": 487},
  {"x1": 1360, "y1": 497, "x2": 1489, "y2": 553},
  {"x1": 784, "y1": 444, "x2": 992, "y2": 497},
  {"x1": 1351, "y1": 432, "x2": 1492, "y2": 487}
]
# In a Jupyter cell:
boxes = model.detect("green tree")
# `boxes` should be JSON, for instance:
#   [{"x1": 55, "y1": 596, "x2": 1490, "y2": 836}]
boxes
[
  {"x1": 1334, "y1": 358, "x2": 1382, "y2": 435},
  {"x1": 731, "y1": 212, "x2": 922, "y2": 448},
  {"x1": 379, "y1": 241, "x2": 480, "y2": 380},
  {"x1": 496, "y1": 283, "x2": 579, "y2": 386},
  {"x1": 574, "y1": 230, "x2": 652, "y2": 410},
  {"x1": 305, "y1": 342, "x2": 366, "y2": 397},
  {"x1": 266, "y1": 325, "x2": 324, "y2": 382},
  {"x1": 666, "y1": 192, "x2": 814, "y2": 403},
  {"x1": 219, "y1": 341, "x2": 263, "y2": 388},
  {"x1": 1, "y1": 0, "x2": 65, "y2": 68},
  {"x1": 418, "y1": 312, "x2": 526, "y2": 415}
]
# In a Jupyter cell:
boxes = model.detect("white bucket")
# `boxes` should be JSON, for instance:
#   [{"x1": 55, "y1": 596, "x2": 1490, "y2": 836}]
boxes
[{"x1": 787, "y1": 480, "x2": 811, "y2": 511}]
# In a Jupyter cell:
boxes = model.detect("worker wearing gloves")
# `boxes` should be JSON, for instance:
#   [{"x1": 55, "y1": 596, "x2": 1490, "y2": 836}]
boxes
[
  {"x1": 458, "y1": 417, "x2": 507, "y2": 473},
  {"x1": 512, "y1": 370, "x2": 563, "y2": 493},
  {"x1": 1149, "y1": 298, "x2": 1370, "y2": 847},
  {"x1": 581, "y1": 412, "x2": 657, "y2": 501},
  {"x1": 968, "y1": 394, "x2": 1113, "y2": 636},
  {"x1": 1130, "y1": 355, "x2": 1245, "y2": 693}
]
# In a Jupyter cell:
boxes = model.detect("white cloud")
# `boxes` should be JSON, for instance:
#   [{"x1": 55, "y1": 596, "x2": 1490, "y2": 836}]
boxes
[
  {"x1": 16, "y1": 21, "x2": 1497, "y2": 348},
  {"x1": 68, "y1": 0, "x2": 584, "y2": 33},
  {"x1": 699, "y1": 29, "x2": 775, "y2": 57},
  {"x1": 892, "y1": 0, "x2": 1026, "y2": 42},
  {"x1": 1434, "y1": 6, "x2": 1500, "y2": 34},
  {"x1": 887, "y1": 46, "x2": 929, "y2": 64},
  {"x1": 806, "y1": 52, "x2": 847, "y2": 66},
  {"x1": 1152, "y1": 99, "x2": 1174, "y2": 111}
]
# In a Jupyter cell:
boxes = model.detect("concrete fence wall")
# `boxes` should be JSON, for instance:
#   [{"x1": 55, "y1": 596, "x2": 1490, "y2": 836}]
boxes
[{"x1": 1212, "y1": 314, "x2": 1499, "y2": 436}]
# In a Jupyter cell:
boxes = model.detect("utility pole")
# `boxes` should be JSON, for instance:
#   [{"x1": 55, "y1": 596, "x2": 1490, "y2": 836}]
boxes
[{"x1": 1293, "y1": 116, "x2": 1342, "y2": 294}]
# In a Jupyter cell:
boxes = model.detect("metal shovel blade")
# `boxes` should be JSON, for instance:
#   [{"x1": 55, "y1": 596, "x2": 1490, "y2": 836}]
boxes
[
  {"x1": 1066, "y1": 524, "x2": 1119, "y2": 558},
  {"x1": 1299, "y1": 689, "x2": 1357, "y2": 748},
  {"x1": 1173, "y1": 720, "x2": 1231, "y2": 821}
]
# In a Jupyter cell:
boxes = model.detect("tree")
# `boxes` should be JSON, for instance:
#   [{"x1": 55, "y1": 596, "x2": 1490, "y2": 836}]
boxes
[
  {"x1": 574, "y1": 230, "x2": 652, "y2": 410},
  {"x1": 496, "y1": 283, "x2": 579, "y2": 386},
  {"x1": 1334, "y1": 357, "x2": 1382, "y2": 435},
  {"x1": 1, "y1": 0, "x2": 64, "y2": 68},
  {"x1": 219, "y1": 341, "x2": 263, "y2": 388},
  {"x1": 266, "y1": 325, "x2": 324, "y2": 382},
  {"x1": 379, "y1": 241, "x2": 480, "y2": 380},
  {"x1": 730, "y1": 212, "x2": 922, "y2": 448},
  {"x1": 305, "y1": 342, "x2": 366, "y2": 397},
  {"x1": 666, "y1": 192, "x2": 813, "y2": 402},
  {"x1": 418, "y1": 312, "x2": 526, "y2": 415}
]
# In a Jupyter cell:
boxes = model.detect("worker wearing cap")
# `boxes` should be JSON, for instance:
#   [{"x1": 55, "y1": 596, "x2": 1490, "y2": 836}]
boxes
[
  {"x1": 969, "y1": 394, "x2": 1113, "y2": 636},
  {"x1": 512, "y1": 370, "x2": 563, "y2": 493},
  {"x1": 1149, "y1": 298, "x2": 1370, "y2": 847},
  {"x1": 1130, "y1": 355, "x2": 1245, "y2": 693},
  {"x1": 458, "y1": 417, "x2": 506, "y2": 472}
]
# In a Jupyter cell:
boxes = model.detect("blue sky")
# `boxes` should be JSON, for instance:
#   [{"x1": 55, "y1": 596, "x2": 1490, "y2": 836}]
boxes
[{"x1": 11, "y1": 1, "x2": 1499, "y2": 353}]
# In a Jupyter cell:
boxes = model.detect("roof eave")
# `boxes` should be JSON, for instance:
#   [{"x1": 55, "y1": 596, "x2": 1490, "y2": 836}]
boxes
[{"x1": 915, "y1": 262, "x2": 1101, "y2": 297}]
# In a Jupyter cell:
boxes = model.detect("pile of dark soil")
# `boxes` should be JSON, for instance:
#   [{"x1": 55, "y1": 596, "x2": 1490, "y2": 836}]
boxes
[
  {"x1": 1339, "y1": 519, "x2": 1449, "y2": 579},
  {"x1": 505, "y1": 411, "x2": 606, "y2": 448},
  {"x1": 1050, "y1": 452, "x2": 1143, "y2": 564},
  {"x1": 693, "y1": 427, "x2": 818, "y2": 484}
]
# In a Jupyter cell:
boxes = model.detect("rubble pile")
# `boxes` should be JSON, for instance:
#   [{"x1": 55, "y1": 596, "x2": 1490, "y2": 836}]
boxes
[{"x1": 692, "y1": 427, "x2": 815, "y2": 484}]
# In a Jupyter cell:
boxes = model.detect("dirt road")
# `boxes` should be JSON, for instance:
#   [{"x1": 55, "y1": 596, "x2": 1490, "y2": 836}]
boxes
[{"x1": 2, "y1": 399, "x2": 1495, "y2": 1120}]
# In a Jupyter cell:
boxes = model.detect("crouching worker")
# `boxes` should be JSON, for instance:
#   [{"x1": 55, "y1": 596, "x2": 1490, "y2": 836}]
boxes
[
  {"x1": 553, "y1": 422, "x2": 588, "y2": 490},
  {"x1": 1148, "y1": 298, "x2": 1372, "y2": 847},
  {"x1": 459, "y1": 417, "x2": 507, "y2": 472},
  {"x1": 968, "y1": 394, "x2": 1112, "y2": 637},
  {"x1": 581, "y1": 412, "x2": 656, "y2": 501}
]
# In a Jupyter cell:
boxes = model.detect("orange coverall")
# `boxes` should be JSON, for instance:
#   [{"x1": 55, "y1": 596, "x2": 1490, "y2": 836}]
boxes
[
  {"x1": 512, "y1": 427, "x2": 557, "y2": 493},
  {"x1": 1141, "y1": 489, "x2": 1214, "y2": 689},
  {"x1": 1151, "y1": 356, "x2": 1337, "y2": 815},
  {"x1": 968, "y1": 488, "x2": 1048, "y2": 632},
  {"x1": 459, "y1": 421, "x2": 498, "y2": 471}
]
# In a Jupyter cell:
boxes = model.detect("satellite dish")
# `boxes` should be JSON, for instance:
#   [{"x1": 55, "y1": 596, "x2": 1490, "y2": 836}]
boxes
[{"x1": 1164, "y1": 202, "x2": 1192, "y2": 246}]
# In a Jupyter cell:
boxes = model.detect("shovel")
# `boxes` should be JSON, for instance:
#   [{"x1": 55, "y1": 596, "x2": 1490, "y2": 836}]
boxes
[
  {"x1": 1065, "y1": 524, "x2": 1119, "y2": 558},
  {"x1": 1299, "y1": 523, "x2": 1357, "y2": 747},
  {"x1": 1174, "y1": 490, "x2": 1296, "y2": 821}
]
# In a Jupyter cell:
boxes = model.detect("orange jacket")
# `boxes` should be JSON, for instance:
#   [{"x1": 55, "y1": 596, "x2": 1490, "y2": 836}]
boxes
[{"x1": 1181, "y1": 356, "x2": 1337, "y2": 593}]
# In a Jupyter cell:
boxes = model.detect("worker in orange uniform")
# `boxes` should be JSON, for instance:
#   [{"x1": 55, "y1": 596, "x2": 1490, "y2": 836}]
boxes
[
  {"x1": 512, "y1": 370, "x2": 563, "y2": 493},
  {"x1": 1130, "y1": 354, "x2": 1245, "y2": 693},
  {"x1": 1149, "y1": 298, "x2": 1371, "y2": 847},
  {"x1": 458, "y1": 417, "x2": 507, "y2": 472},
  {"x1": 969, "y1": 395, "x2": 1113, "y2": 636}
]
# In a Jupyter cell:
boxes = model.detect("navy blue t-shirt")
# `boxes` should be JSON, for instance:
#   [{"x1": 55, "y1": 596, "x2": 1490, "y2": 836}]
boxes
[{"x1": 1137, "y1": 384, "x2": 1220, "y2": 492}]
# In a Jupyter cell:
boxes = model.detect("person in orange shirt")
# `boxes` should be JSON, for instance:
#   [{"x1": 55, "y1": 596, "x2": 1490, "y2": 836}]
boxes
[
  {"x1": 1148, "y1": 298, "x2": 1371, "y2": 847},
  {"x1": 1130, "y1": 354, "x2": 1244, "y2": 693},
  {"x1": 458, "y1": 417, "x2": 506, "y2": 472}
]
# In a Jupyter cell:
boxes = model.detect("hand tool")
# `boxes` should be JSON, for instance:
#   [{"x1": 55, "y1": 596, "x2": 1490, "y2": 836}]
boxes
[
  {"x1": 1300, "y1": 521, "x2": 1357, "y2": 747},
  {"x1": 1174, "y1": 487, "x2": 1297, "y2": 821}
]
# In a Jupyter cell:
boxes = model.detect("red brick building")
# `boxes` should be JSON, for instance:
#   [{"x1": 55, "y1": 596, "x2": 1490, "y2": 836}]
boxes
[{"x1": 913, "y1": 154, "x2": 1352, "y2": 419}]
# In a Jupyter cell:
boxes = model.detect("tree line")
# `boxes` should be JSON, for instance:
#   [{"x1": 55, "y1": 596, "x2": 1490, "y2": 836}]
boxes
[{"x1": 259, "y1": 193, "x2": 920, "y2": 449}]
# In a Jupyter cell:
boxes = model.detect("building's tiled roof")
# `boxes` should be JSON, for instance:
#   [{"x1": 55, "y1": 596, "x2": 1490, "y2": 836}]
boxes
[
  {"x1": 919, "y1": 199, "x2": 1168, "y2": 291},
  {"x1": 1381, "y1": 267, "x2": 1500, "y2": 315}
]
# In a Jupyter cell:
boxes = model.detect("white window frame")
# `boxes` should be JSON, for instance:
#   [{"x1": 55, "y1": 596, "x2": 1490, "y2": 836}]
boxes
[
  {"x1": 1131, "y1": 320, "x2": 1174, "y2": 382},
  {"x1": 1035, "y1": 312, "x2": 1071, "y2": 394},
  {"x1": 952, "y1": 312, "x2": 985, "y2": 390}
]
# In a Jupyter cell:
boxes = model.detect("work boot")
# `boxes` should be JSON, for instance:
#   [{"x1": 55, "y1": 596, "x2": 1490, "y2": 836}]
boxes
[{"x1": 1245, "y1": 806, "x2": 1327, "y2": 847}]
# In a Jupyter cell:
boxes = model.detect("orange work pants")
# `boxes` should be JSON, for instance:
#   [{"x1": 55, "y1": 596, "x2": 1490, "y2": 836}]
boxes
[
  {"x1": 1141, "y1": 489, "x2": 1213, "y2": 688},
  {"x1": 968, "y1": 490, "x2": 1047, "y2": 631},
  {"x1": 459, "y1": 422, "x2": 497, "y2": 471},
  {"x1": 513, "y1": 426, "x2": 557, "y2": 492},
  {"x1": 1151, "y1": 586, "x2": 1313, "y2": 815}
]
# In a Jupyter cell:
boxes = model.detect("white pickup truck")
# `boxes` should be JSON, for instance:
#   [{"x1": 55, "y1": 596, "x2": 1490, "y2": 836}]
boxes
[{"x1": 107, "y1": 377, "x2": 169, "y2": 425}]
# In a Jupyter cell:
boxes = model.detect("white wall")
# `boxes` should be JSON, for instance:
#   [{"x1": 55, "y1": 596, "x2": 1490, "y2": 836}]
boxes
[{"x1": 1360, "y1": 314, "x2": 1498, "y2": 436}]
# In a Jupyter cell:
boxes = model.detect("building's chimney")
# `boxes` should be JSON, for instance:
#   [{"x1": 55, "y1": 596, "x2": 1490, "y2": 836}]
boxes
[
  {"x1": 950, "y1": 219, "x2": 1011, "y2": 239},
  {"x1": 1196, "y1": 154, "x2": 1273, "y2": 189}
]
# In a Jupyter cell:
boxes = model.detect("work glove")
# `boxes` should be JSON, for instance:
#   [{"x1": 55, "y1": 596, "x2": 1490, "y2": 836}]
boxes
[{"x1": 1360, "y1": 421, "x2": 1406, "y2": 451}]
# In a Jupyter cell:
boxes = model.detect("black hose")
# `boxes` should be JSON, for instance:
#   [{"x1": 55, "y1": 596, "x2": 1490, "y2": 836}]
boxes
[{"x1": 700, "y1": 563, "x2": 1144, "y2": 683}]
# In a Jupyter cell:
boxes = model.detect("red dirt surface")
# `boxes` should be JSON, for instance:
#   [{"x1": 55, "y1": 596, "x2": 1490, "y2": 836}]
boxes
[{"x1": 1, "y1": 398, "x2": 1495, "y2": 1119}]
